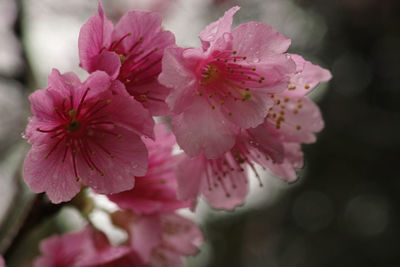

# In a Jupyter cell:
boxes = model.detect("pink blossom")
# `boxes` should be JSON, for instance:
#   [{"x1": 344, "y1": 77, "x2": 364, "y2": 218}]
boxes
[
  {"x1": 176, "y1": 54, "x2": 331, "y2": 210},
  {"x1": 34, "y1": 226, "x2": 144, "y2": 267},
  {"x1": 0, "y1": 256, "x2": 5, "y2": 267},
  {"x1": 112, "y1": 210, "x2": 203, "y2": 266},
  {"x1": 79, "y1": 1, "x2": 175, "y2": 116},
  {"x1": 108, "y1": 123, "x2": 192, "y2": 214},
  {"x1": 23, "y1": 69, "x2": 154, "y2": 203},
  {"x1": 159, "y1": 6, "x2": 296, "y2": 158}
]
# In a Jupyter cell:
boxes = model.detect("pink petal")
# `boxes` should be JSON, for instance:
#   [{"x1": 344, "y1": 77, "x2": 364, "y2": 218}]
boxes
[
  {"x1": 223, "y1": 90, "x2": 274, "y2": 129},
  {"x1": 87, "y1": 51, "x2": 121, "y2": 80},
  {"x1": 113, "y1": 11, "x2": 163, "y2": 51},
  {"x1": 28, "y1": 88, "x2": 60, "y2": 124},
  {"x1": 161, "y1": 213, "x2": 204, "y2": 255},
  {"x1": 262, "y1": 143, "x2": 303, "y2": 182},
  {"x1": 77, "y1": 127, "x2": 148, "y2": 195},
  {"x1": 160, "y1": 47, "x2": 198, "y2": 114},
  {"x1": 142, "y1": 123, "x2": 175, "y2": 155},
  {"x1": 78, "y1": 1, "x2": 114, "y2": 73},
  {"x1": 34, "y1": 227, "x2": 93, "y2": 267},
  {"x1": 129, "y1": 215, "x2": 163, "y2": 263},
  {"x1": 23, "y1": 144, "x2": 81, "y2": 204},
  {"x1": 175, "y1": 155, "x2": 203, "y2": 205},
  {"x1": 128, "y1": 81, "x2": 171, "y2": 116},
  {"x1": 82, "y1": 71, "x2": 112, "y2": 100},
  {"x1": 107, "y1": 95, "x2": 155, "y2": 139},
  {"x1": 149, "y1": 248, "x2": 184, "y2": 267},
  {"x1": 108, "y1": 173, "x2": 189, "y2": 214},
  {"x1": 171, "y1": 97, "x2": 236, "y2": 158},
  {"x1": 285, "y1": 54, "x2": 332, "y2": 97},
  {"x1": 47, "y1": 69, "x2": 79, "y2": 99},
  {"x1": 199, "y1": 6, "x2": 240, "y2": 50},
  {"x1": 246, "y1": 123, "x2": 285, "y2": 164},
  {"x1": 231, "y1": 22, "x2": 291, "y2": 60},
  {"x1": 201, "y1": 159, "x2": 248, "y2": 210},
  {"x1": 268, "y1": 96, "x2": 324, "y2": 143},
  {"x1": 110, "y1": 80, "x2": 130, "y2": 96}
]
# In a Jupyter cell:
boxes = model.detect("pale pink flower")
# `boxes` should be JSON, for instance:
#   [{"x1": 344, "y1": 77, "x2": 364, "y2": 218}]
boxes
[
  {"x1": 159, "y1": 6, "x2": 296, "y2": 158},
  {"x1": 0, "y1": 256, "x2": 5, "y2": 267},
  {"x1": 108, "y1": 123, "x2": 192, "y2": 214},
  {"x1": 34, "y1": 226, "x2": 144, "y2": 267},
  {"x1": 79, "y1": 1, "x2": 175, "y2": 115},
  {"x1": 176, "y1": 54, "x2": 331, "y2": 210},
  {"x1": 112, "y1": 210, "x2": 203, "y2": 266},
  {"x1": 23, "y1": 69, "x2": 154, "y2": 203}
]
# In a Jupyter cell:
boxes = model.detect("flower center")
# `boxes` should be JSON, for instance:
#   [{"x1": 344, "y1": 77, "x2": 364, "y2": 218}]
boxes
[
  {"x1": 36, "y1": 87, "x2": 117, "y2": 180},
  {"x1": 202, "y1": 64, "x2": 220, "y2": 84},
  {"x1": 67, "y1": 119, "x2": 81, "y2": 133},
  {"x1": 197, "y1": 50, "x2": 265, "y2": 115}
]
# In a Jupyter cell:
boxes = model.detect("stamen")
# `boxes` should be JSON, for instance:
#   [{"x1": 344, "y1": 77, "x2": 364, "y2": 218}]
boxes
[
  {"x1": 44, "y1": 135, "x2": 65, "y2": 159},
  {"x1": 76, "y1": 87, "x2": 90, "y2": 116}
]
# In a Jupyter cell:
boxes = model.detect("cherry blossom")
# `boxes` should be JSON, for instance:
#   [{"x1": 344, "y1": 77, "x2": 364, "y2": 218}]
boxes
[
  {"x1": 175, "y1": 53, "x2": 331, "y2": 210},
  {"x1": 23, "y1": 69, "x2": 154, "y2": 203},
  {"x1": 159, "y1": 6, "x2": 296, "y2": 158},
  {"x1": 79, "y1": 1, "x2": 175, "y2": 115}
]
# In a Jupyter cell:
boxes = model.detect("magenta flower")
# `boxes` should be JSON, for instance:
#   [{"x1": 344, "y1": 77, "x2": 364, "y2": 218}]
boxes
[
  {"x1": 34, "y1": 226, "x2": 144, "y2": 267},
  {"x1": 176, "y1": 54, "x2": 331, "y2": 210},
  {"x1": 79, "y1": 1, "x2": 175, "y2": 116},
  {"x1": 108, "y1": 123, "x2": 192, "y2": 214},
  {"x1": 112, "y1": 210, "x2": 203, "y2": 266},
  {"x1": 159, "y1": 6, "x2": 296, "y2": 158},
  {"x1": 23, "y1": 69, "x2": 154, "y2": 203}
]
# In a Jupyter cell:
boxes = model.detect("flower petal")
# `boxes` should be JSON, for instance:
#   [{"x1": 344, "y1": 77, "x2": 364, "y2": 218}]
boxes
[
  {"x1": 23, "y1": 144, "x2": 81, "y2": 204},
  {"x1": 172, "y1": 97, "x2": 236, "y2": 158},
  {"x1": 268, "y1": 96, "x2": 324, "y2": 143},
  {"x1": 87, "y1": 51, "x2": 121, "y2": 80},
  {"x1": 129, "y1": 215, "x2": 163, "y2": 263},
  {"x1": 285, "y1": 54, "x2": 332, "y2": 97},
  {"x1": 78, "y1": 1, "x2": 114, "y2": 73},
  {"x1": 107, "y1": 95, "x2": 155, "y2": 139},
  {"x1": 231, "y1": 22, "x2": 291, "y2": 60},
  {"x1": 175, "y1": 155, "x2": 203, "y2": 205},
  {"x1": 161, "y1": 213, "x2": 204, "y2": 255},
  {"x1": 199, "y1": 6, "x2": 240, "y2": 50},
  {"x1": 223, "y1": 90, "x2": 273, "y2": 129},
  {"x1": 77, "y1": 127, "x2": 148, "y2": 195},
  {"x1": 160, "y1": 47, "x2": 198, "y2": 114},
  {"x1": 201, "y1": 158, "x2": 248, "y2": 210}
]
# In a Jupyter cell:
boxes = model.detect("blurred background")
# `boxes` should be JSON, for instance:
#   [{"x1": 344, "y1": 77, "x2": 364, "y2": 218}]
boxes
[{"x1": 0, "y1": 0, "x2": 399, "y2": 266}]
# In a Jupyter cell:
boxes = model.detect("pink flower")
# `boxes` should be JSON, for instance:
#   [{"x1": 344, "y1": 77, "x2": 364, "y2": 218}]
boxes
[
  {"x1": 79, "y1": 1, "x2": 175, "y2": 116},
  {"x1": 108, "y1": 123, "x2": 192, "y2": 214},
  {"x1": 23, "y1": 69, "x2": 154, "y2": 203},
  {"x1": 112, "y1": 210, "x2": 203, "y2": 266},
  {"x1": 176, "y1": 54, "x2": 331, "y2": 210},
  {"x1": 34, "y1": 226, "x2": 144, "y2": 267},
  {"x1": 159, "y1": 6, "x2": 296, "y2": 158}
]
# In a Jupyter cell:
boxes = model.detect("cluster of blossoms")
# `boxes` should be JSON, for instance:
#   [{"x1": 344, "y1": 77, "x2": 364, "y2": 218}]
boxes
[{"x1": 14, "y1": 1, "x2": 331, "y2": 266}]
